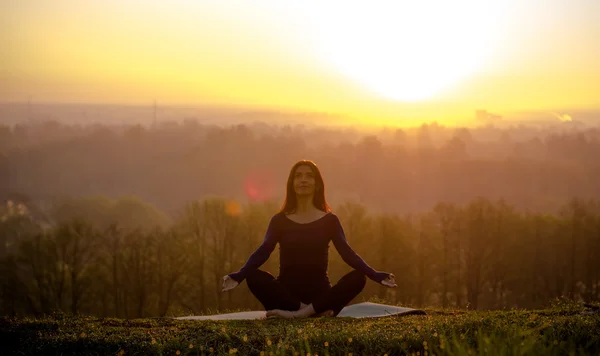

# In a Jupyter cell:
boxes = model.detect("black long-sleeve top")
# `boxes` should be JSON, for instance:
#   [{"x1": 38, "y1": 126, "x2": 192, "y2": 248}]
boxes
[{"x1": 228, "y1": 212, "x2": 389, "y2": 284}]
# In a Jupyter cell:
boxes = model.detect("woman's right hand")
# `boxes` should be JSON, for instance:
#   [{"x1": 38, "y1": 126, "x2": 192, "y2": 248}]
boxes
[{"x1": 222, "y1": 275, "x2": 239, "y2": 292}]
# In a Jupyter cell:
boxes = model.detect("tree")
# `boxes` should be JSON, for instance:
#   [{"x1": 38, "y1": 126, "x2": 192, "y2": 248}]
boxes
[
  {"x1": 121, "y1": 230, "x2": 155, "y2": 318},
  {"x1": 51, "y1": 196, "x2": 170, "y2": 233},
  {"x1": 155, "y1": 227, "x2": 187, "y2": 317},
  {"x1": 53, "y1": 219, "x2": 99, "y2": 314},
  {"x1": 0, "y1": 200, "x2": 41, "y2": 258},
  {"x1": 432, "y1": 202, "x2": 460, "y2": 308},
  {"x1": 334, "y1": 202, "x2": 373, "y2": 287},
  {"x1": 15, "y1": 232, "x2": 62, "y2": 315},
  {"x1": 484, "y1": 200, "x2": 519, "y2": 309},
  {"x1": 176, "y1": 201, "x2": 209, "y2": 313},
  {"x1": 94, "y1": 224, "x2": 125, "y2": 317},
  {"x1": 559, "y1": 199, "x2": 587, "y2": 299},
  {"x1": 372, "y1": 214, "x2": 413, "y2": 304},
  {"x1": 191, "y1": 198, "x2": 243, "y2": 311},
  {"x1": 463, "y1": 198, "x2": 495, "y2": 309}
]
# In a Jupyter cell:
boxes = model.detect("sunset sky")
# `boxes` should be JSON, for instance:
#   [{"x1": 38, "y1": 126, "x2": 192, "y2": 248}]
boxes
[{"x1": 2, "y1": 0, "x2": 599, "y2": 125}]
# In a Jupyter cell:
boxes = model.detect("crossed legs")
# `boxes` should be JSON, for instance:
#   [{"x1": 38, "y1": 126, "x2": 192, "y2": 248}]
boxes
[
  {"x1": 246, "y1": 269, "x2": 303, "y2": 311},
  {"x1": 246, "y1": 269, "x2": 367, "y2": 318}
]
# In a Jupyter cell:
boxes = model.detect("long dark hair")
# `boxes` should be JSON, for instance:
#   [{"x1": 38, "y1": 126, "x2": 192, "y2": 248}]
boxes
[{"x1": 279, "y1": 160, "x2": 331, "y2": 214}]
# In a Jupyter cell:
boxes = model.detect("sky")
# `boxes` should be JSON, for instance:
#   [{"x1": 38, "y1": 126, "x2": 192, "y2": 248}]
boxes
[{"x1": 2, "y1": 0, "x2": 599, "y2": 125}]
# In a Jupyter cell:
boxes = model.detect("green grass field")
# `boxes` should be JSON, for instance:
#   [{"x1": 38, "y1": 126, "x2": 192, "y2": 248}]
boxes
[{"x1": 2, "y1": 300, "x2": 599, "y2": 356}]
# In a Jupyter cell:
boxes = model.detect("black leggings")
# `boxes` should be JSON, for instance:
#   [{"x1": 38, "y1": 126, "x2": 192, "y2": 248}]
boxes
[{"x1": 246, "y1": 269, "x2": 367, "y2": 316}]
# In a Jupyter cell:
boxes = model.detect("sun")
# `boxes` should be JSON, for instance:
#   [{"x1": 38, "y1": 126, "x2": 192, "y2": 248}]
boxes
[{"x1": 302, "y1": 1, "x2": 505, "y2": 102}]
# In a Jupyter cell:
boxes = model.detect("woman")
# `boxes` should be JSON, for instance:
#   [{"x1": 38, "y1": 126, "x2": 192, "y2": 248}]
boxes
[{"x1": 222, "y1": 160, "x2": 397, "y2": 318}]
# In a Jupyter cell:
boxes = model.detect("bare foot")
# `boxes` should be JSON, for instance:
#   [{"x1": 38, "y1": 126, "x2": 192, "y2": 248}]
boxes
[
  {"x1": 266, "y1": 309, "x2": 296, "y2": 319},
  {"x1": 300, "y1": 302, "x2": 308, "y2": 309},
  {"x1": 313, "y1": 310, "x2": 334, "y2": 317}
]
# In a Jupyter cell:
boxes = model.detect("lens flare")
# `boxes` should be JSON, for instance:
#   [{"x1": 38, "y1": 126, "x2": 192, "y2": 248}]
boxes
[
  {"x1": 225, "y1": 200, "x2": 241, "y2": 216},
  {"x1": 243, "y1": 169, "x2": 277, "y2": 202}
]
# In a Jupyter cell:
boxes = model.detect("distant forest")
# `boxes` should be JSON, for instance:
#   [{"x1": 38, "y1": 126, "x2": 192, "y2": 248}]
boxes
[
  {"x1": 1, "y1": 118, "x2": 599, "y2": 214},
  {"x1": 0, "y1": 119, "x2": 599, "y2": 317}
]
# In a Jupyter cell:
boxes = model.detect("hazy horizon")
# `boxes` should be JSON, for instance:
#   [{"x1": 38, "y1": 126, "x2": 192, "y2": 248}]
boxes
[
  {"x1": 3, "y1": 1, "x2": 600, "y2": 126},
  {"x1": 2, "y1": 101, "x2": 599, "y2": 129}
]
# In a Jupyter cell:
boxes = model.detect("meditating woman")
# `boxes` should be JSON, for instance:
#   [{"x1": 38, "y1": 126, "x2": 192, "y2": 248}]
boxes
[{"x1": 222, "y1": 160, "x2": 397, "y2": 318}]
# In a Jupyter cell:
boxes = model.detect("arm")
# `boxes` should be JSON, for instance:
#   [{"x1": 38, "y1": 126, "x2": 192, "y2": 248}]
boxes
[
  {"x1": 228, "y1": 215, "x2": 279, "y2": 283},
  {"x1": 331, "y1": 215, "x2": 389, "y2": 283}
]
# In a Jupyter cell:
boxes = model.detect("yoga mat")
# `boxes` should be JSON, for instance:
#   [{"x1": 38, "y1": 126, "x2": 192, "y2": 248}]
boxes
[{"x1": 175, "y1": 302, "x2": 426, "y2": 320}]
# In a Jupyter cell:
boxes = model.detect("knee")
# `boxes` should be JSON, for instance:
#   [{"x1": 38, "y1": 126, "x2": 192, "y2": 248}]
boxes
[
  {"x1": 246, "y1": 269, "x2": 269, "y2": 286},
  {"x1": 349, "y1": 270, "x2": 367, "y2": 286}
]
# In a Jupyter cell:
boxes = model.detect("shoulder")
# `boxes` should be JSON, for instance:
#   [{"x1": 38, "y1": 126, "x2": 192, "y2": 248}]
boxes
[
  {"x1": 325, "y1": 212, "x2": 342, "y2": 225},
  {"x1": 263, "y1": 213, "x2": 285, "y2": 238},
  {"x1": 273, "y1": 211, "x2": 291, "y2": 219},
  {"x1": 269, "y1": 212, "x2": 287, "y2": 226}
]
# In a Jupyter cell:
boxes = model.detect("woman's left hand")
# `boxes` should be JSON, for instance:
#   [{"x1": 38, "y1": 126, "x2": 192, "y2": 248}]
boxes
[{"x1": 381, "y1": 273, "x2": 397, "y2": 288}]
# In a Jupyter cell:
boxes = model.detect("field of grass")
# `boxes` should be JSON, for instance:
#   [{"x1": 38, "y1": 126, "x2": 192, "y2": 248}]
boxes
[{"x1": 2, "y1": 299, "x2": 599, "y2": 356}]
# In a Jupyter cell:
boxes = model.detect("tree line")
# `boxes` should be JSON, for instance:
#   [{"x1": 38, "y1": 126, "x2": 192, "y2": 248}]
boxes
[
  {"x1": 1, "y1": 196, "x2": 598, "y2": 318},
  {"x1": 2, "y1": 120, "x2": 600, "y2": 217}
]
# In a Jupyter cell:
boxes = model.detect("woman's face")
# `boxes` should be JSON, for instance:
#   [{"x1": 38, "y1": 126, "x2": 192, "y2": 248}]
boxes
[{"x1": 293, "y1": 165, "x2": 316, "y2": 196}]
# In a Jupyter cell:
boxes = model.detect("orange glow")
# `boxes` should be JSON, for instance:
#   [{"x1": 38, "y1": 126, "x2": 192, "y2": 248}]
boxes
[{"x1": 2, "y1": 1, "x2": 599, "y2": 126}]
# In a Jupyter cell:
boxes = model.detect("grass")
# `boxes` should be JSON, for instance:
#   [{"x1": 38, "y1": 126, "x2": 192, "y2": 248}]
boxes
[{"x1": 1, "y1": 300, "x2": 599, "y2": 355}]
